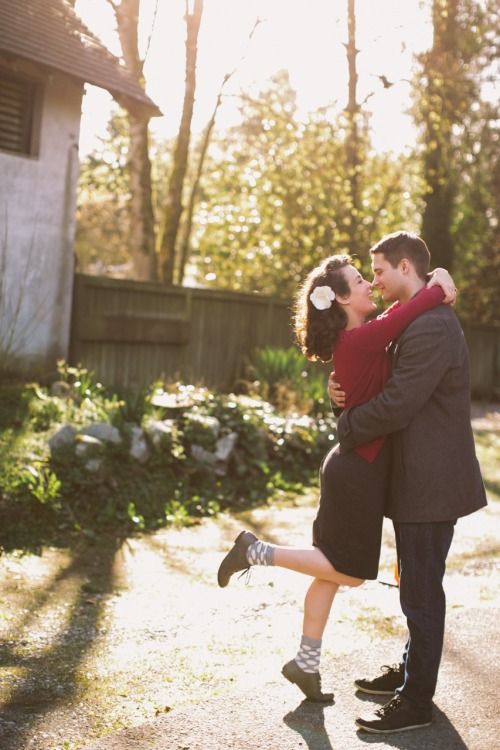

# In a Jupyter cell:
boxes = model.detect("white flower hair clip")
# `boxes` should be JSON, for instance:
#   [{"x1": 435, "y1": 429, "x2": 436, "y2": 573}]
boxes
[{"x1": 310, "y1": 285, "x2": 336, "y2": 310}]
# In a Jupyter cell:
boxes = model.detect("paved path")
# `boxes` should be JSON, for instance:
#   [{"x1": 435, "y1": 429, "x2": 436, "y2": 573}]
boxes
[{"x1": 84, "y1": 606, "x2": 499, "y2": 750}]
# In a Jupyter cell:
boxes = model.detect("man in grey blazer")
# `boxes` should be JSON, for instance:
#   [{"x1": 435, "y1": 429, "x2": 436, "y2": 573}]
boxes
[{"x1": 330, "y1": 231, "x2": 487, "y2": 734}]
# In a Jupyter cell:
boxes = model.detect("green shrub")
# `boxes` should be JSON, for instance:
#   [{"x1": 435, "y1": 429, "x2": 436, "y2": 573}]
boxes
[
  {"x1": 0, "y1": 385, "x2": 34, "y2": 429},
  {"x1": 0, "y1": 369, "x2": 337, "y2": 552},
  {"x1": 28, "y1": 396, "x2": 66, "y2": 431},
  {"x1": 244, "y1": 346, "x2": 331, "y2": 415},
  {"x1": 56, "y1": 360, "x2": 104, "y2": 405}
]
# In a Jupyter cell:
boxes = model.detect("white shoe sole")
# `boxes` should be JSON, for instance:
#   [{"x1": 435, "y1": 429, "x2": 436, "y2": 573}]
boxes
[
  {"x1": 356, "y1": 719, "x2": 432, "y2": 734},
  {"x1": 354, "y1": 681, "x2": 399, "y2": 695}
]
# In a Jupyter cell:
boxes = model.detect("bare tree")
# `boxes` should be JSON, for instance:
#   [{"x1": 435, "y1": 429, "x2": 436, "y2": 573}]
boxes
[
  {"x1": 158, "y1": 0, "x2": 204, "y2": 285},
  {"x1": 344, "y1": 0, "x2": 361, "y2": 257},
  {"x1": 176, "y1": 17, "x2": 263, "y2": 285},
  {"x1": 107, "y1": 0, "x2": 158, "y2": 280}
]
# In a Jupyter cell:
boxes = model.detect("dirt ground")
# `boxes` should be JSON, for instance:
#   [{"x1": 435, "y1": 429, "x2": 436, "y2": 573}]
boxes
[{"x1": 0, "y1": 403, "x2": 498, "y2": 750}]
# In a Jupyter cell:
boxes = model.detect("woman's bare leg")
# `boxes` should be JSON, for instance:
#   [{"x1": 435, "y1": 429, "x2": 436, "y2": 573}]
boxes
[
  {"x1": 303, "y1": 577, "x2": 339, "y2": 639},
  {"x1": 283, "y1": 550, "x2": 364, "y2": 697},
  {"x1": 218, "y1": 531, "x2": 363, "y2": 589},
  {"x1": 274, "y1": 545, "x2": 364, "y2": 588},
  {"x1": 282, "y1": 577, "x2": 342, "y2": 701}
]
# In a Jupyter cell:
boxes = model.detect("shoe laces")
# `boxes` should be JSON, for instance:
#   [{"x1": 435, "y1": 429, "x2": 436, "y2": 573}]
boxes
[
  {"x1": 377, "y1": 696, "x2": 403, "y2": 717},
  {"x1": 381, "y1": 663, "x2": 402, "y2": 675},
  {"x1": 237, "y1": 567, "x2": 252, "y2": 584}
]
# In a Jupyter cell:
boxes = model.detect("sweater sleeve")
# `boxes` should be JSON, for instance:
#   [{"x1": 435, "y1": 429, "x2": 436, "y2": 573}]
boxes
[
  {"x1": 346, "y1": 285, "x2": 445, "y2": 353},
  {"x1": 337, "y1": 312, "x2": 457, "y2": 447}
]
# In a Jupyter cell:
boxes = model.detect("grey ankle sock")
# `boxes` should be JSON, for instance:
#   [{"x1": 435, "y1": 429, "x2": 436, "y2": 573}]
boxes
[
  {"x1": 246, "y1": 540, "x2": 275, "y2": 566},
  {"x1": 295, "y1": 635, "x2": 322, "y2": 673}
]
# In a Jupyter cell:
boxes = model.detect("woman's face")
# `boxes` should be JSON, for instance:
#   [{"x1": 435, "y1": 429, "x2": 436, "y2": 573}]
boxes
[{"x1": 340, "y1": 265, "x2": 377, "y2": 316}]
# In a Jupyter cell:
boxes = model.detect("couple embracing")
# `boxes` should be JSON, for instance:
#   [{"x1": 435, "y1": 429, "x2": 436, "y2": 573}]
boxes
[{"x1": 217, "y1": 231, "x2": 486, "y2": 734}]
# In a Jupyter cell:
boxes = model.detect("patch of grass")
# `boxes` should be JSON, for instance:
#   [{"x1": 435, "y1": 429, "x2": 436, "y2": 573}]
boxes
[
  {"x1": 446, "y1": 538, "x2": 500, "y2": 573},
  {"x1": 354, "y1": 612, "x2": 405, "y2": 639}
]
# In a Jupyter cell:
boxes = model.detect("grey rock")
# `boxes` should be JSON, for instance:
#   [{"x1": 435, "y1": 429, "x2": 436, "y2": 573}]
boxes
[
  {"x1": 215, "y1": 432, "x2": 238, "y2": 461},
  {"x1": 80, "y1": 422, "x2": 122, "y2": 444},
  {"x1": 191, "y1": 444, "x2": 217, "y2": 465},
  {"x1": 76, "y1": 434, "x2": 103, "y2": 456},
  {"x1": 144, "y1": 419, "x2": 176, "y2": 447},
  {"x1": 48, "y1": 424, "x2": 77, "y2": 453},
  {"x1": 128, "y1": 425, "x2": 151, "y2": 464}
]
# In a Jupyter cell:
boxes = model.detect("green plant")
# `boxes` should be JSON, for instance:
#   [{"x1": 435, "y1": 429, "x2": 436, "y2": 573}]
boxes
[
  {"x1": 0, "y1": 385, "x2": 34, "y2": 428},
  {"x1": 23, "y1": 463, "x2": 62, "y2": 508},
  {"x1": 244, "y1": 347, "x2": 331, "y2": 415},
  {"x1": 108, "y1": 387, "x2": 150, "y2": 427},
  {"x1": 56, "y1": 360, "x2": 104, "y2": 405},
  {"x1": 28, "y1": 393, "x2": 65, "y2": 431},
  {"x1": 247, "y1": 347, "x2": 305, "y2": 394}
]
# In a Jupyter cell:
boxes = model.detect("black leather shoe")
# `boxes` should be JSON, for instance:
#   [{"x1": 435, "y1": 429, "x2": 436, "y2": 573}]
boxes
[
  {"x1": 356, "y1": 695, "x2": 432, "y2": 734},
  {"x1": 217, "y1": 530, "x2": 258, "y2": 588},
  {"x1": 282, "y1": 659, "x2": 334, "y2": 703},
  {"x1": 354, "y1": 663, "x2": 404, "y2": 695}
]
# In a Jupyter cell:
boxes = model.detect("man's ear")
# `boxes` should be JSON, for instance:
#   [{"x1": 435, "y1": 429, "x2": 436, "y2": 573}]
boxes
[{"x1": 399, "y1": 258, "x2": 411, "y2": 275}]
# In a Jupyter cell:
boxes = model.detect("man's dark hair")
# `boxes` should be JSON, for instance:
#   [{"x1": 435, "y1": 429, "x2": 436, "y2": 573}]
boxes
[{"x1": 370, "y1": 231, "x2": 431, "y2": 281}]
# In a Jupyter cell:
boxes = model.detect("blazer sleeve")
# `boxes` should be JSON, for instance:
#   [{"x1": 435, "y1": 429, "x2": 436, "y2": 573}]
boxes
[{"x1": 337, "y1": 312, "x2": 456, "y2": 447}]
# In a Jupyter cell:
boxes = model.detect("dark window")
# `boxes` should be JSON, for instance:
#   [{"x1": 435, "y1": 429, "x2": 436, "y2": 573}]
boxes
[{"x1": 0, "y1": 73, "x2": 42, "y2": 156}]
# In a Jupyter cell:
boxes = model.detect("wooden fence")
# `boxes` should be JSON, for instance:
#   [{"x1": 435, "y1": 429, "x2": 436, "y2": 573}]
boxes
[
  {"x1": 461, "y1": 320, "x2": 500, "y2": 400},
  {"x1": 70, "y1": 274, "x2": 294, "y2": 392},
  {"x1": 70, "y1": 274, "x2": 500, "y2": 398}
]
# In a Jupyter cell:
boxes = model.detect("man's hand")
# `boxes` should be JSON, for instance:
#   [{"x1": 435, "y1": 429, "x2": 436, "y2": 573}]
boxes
[
  {"x1": 427, "y1": 267, "x2": 457, "y2": 305},
  {"x1": 328, "y1": 372, "x2": 345, "y2": 409}
]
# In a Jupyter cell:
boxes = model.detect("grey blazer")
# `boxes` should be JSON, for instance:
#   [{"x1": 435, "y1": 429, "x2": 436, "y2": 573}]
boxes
[{"x1": 337, "y1": 302, "x2": 487, "y2": 522}]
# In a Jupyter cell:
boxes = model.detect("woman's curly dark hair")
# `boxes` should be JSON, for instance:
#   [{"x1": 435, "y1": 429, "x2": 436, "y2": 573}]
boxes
[{"x1": 293, "y1": 254, "x2": 352, "y2": 362}]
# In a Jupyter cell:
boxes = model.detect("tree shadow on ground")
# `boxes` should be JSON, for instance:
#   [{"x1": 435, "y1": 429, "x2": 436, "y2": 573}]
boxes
[{"x1": 0, "y1": 539, "x2": 123, "y2": 750}]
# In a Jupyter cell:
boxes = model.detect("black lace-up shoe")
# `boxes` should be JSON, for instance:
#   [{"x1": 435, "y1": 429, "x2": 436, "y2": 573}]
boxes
[
  {"x1": 217, "y1": 530, "x2": 258, "y2": 588},
  {"x1": 282, "y1": 659, "x2": 334, "y2": 703},
  {"x1": 354, "y1": 663, "x2": 404, "y2": 695},
  {"x1": 356, "y1": 695, "x2": 432, "y2": 734}
]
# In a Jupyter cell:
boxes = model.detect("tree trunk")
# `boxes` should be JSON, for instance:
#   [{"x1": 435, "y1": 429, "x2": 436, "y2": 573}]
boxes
[
  {"x1": 176, "y1": 17, "x2": 262, "y2": 285},
  {"x1": 158, "y1": 0, "x2": 204, "y2": 285},
  {"x1": 176, "y1": 118, "x2": 214, "y2": 286},
  {"x1": 111, "y1": 0, "x2": 158, "y2": 280},
  {"x1": 345, "y1": 0, "x2": 360, "y2": 257},
  {"x1": 129, "y1": 111, "x2": 158, "y2": 279},
  {"x1": 420, "y1": 0, "x2": 458, "y2": 270}
]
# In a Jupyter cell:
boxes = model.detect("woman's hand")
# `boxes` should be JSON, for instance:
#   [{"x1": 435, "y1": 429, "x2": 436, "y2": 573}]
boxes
[{"x1": 427, "y1": 267, "x2": 457, "y2": 305}]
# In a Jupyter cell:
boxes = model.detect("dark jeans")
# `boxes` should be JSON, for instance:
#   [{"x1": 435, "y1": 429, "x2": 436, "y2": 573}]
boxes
[{"x1": 393, "y1": 519, "x2": 456, "y2": 711}]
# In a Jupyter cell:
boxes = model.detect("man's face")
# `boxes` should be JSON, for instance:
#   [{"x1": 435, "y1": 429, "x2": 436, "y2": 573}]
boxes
[{"x1": 371, "y1": 253, "x2": 405, "y2": 303}]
